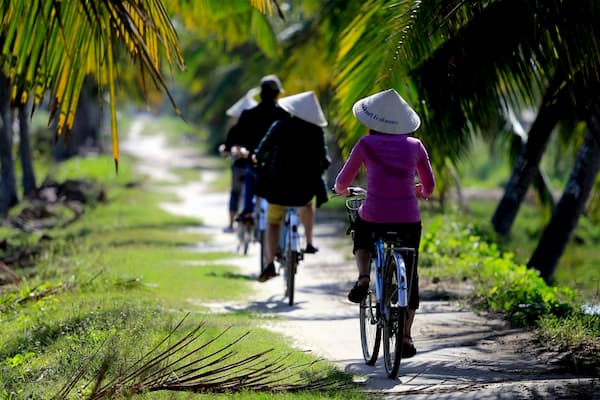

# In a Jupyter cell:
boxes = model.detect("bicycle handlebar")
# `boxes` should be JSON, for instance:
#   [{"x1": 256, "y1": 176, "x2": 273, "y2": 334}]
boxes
[
  {"x1": 332, "y1": 184, "x2": 429, "y2": 200},
  {"x1": 330, "y1": 186, "x2": 366, "y2": 197}
]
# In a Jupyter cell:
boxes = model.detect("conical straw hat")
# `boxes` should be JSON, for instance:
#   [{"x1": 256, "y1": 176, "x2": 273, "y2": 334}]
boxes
[
  {"x1": 277, "y1": 91, "x2": 327, "y2": 127},
  {"x1": 226, "y1": 88, "x2": 259, "y2": 117},
  {"x1": 352, "y1": 88, "x2": 420, "y2": 134}
]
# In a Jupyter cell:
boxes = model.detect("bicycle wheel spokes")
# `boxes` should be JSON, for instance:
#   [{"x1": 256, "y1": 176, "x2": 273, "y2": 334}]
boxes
[
  {"x1": 360, "y1": 292, "x2": 381, "y2": 365},
  {"x1": 383, "y1": 257, "x2": 405, "y2": 379}
]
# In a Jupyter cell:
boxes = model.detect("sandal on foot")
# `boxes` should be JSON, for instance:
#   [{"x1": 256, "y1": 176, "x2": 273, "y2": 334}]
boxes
[
  {"x1": 258, "y1": 262, "x2": 277, "y2": 282},
  {"x1": 348, "y1": 274, "x2": 370, "y2": 303},
  {"x1": 304, "y1": 244, "x2": 319, "y2": 254}
]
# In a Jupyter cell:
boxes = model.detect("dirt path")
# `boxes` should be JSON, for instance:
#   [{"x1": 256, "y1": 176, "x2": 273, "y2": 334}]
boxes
[{"x1": 123, "y1": 115, "x2": 598, "y2": 399}]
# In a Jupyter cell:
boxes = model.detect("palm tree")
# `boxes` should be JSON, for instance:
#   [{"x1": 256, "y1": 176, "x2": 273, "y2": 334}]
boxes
[
  {"x1": 1, "y1": 0, "x2": 185, "y2": 169},
  {"x1": 491, "y1": 78, "x2": 569, "y2": 235},
  {"x1": 529, "y1": 120, "x2": 600, "y2": 282},
  {"x1": 0, "y1": 0, "x2": 281, "y2": 213}
]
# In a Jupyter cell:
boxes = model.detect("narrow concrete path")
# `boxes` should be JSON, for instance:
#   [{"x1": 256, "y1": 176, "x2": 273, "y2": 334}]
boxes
[{"x1": 122, "y1": 115, "x2": 598, "y2": 399}]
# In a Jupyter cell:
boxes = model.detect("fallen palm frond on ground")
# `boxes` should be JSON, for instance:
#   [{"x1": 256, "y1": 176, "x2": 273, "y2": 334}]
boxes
[{"x1": 54, "y1": 316, "x2": 346, "y2": 399}]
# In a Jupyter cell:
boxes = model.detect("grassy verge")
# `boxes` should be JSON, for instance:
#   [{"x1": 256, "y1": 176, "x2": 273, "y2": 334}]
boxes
[
  {"x1": 418, "y1": 211, "x2": 599, "y2": 376},
  {"x1": 0, "y1": 156, "x2": 360, "y2": 399},
  {"x1": 466, "y1": 199, "x2": 600, "y2": 301}
]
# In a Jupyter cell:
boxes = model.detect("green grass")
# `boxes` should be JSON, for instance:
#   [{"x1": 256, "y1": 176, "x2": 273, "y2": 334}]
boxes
[
  {"x1": 464, "y1": 199, "x2": 600, "y2": 303},
  {"x1": 0, "y1": 154, "x2": 357, "y2": 399}
]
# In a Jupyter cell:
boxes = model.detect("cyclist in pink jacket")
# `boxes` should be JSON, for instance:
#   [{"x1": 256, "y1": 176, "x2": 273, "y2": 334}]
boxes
[{"x1": 334, "y1": 88, "x2": 435, "y2": 358}]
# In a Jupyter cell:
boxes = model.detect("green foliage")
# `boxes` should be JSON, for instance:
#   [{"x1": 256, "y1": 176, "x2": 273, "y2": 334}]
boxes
[
  {"x1": 419, "y1": 211, "x2": 599, "y2": 371},
  {"x1": 1, "y1": 0, "x2": 185, "y2": 163},
  {"x1": 464, "y1": 199, "x2": 600, "y2": 301},
  {"x1": 422, "y1": 214, "x2": 577, "y2": 326}
]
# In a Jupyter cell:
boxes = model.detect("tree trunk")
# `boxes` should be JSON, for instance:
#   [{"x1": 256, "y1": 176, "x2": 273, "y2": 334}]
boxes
[
  {"x1": 508, "y1": 132, "x2": 556, "y2": 219},
  {"x1": 18, "y1": 100, "x2": 37, "y2": 197},
  {"x1": 0, "y1": 73, "x2": 18, "y2": 216},
  {"x1": 528, "y1": 120, "x2": 600, "y2": 283},
  {"x1": 491, "y1": 95, "x2": 563, "y2": 235},
  {"x1": 53, "y1": 75, "x2": 103, "y2": 160}
]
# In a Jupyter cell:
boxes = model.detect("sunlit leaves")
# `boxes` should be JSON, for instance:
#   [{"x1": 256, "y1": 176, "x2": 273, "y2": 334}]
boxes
[
  {"x1": 0, "y1": 0, "x2": 185, "y2": 167},
  {"x1": 332, "y1": 0, "x2": 421, "y2": 150}
]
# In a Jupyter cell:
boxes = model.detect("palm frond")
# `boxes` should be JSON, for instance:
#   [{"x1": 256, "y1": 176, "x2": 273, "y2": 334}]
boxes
[
  {"x1": 332, "y1": 0, "x2": 422, "y2": 151},
  {"x1": 55, "y1": 320, "x2": 347, "y2": 399},
  {"x1": 0, "y1": 0, "x2": 184, "y2": 167},
  {"x1": 405, "y1": 0, "x2": 600, "y2": 158},
  {"x1": 169, "y1": 0, "x2": 282, "y2": 58}
]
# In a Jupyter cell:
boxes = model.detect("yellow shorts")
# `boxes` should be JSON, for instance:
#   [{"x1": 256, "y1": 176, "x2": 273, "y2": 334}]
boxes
[
  {"x1": 266, "y1": 203, "x2": 286, "y2": 224},
  {"x1": 267, "y1": 202, "x2": 312, "y2": 224}
]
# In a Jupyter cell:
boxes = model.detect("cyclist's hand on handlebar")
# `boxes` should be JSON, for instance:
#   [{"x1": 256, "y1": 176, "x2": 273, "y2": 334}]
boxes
[
  {"x1": 218, "y1": 144, "x2": 229, "y2": 156},
  {"x1": 330, "y1": 186, "x2": 351, "y2": 196},
  {"x1": 238, "y1": 147, "x2": 250, "y2": 158},
  {"x1": 331, "y1": 186, "x2": 365, "y2": 197},
  {"x1": 349, "y1": 186, "x2": 366, "y2": 196}
]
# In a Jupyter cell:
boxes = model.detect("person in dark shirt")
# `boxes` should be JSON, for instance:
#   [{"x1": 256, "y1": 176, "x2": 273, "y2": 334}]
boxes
[
  {"x1": 254, "y1": 91, "x2": 331, "y2": 282},
  {"x1": 224, "y1": 75, "x2": 288, "y2": 220},
  {"x1": 219, "y1": 89, "x2": 258, "y2": 232}
]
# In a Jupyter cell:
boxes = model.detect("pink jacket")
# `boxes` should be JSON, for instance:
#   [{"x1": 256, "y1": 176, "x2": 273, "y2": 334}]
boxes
[{"x1": 335, "y1": 134, "x2": 435, "y2": 223}]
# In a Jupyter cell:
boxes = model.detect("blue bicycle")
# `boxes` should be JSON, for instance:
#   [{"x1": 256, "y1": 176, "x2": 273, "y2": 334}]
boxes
[
  {"x1": 345, "y1": 188, "x2": 416, "y2": 378},
  {"x1": 279, "y1": 207, "x2": 303, "y2": 306}
]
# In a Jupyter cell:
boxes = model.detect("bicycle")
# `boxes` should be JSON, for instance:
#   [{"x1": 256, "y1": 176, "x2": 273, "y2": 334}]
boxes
[
  {"x1": 344, "y1": 188, "x2": 416, "y2": 379},
  {"x1": 278, "y1": 206, "x2": 303, "y2": 306},
  {"x1": 254, "y1": 197, "x2": 268, "y2": 274},
  {"x1": 236, "y1": 195, "x2": 268, "y2": 267}
]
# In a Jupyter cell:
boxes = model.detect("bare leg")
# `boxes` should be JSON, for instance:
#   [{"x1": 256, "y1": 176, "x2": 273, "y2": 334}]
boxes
[
  {"x1": 266, "y1": 222, "x2": 280, "y2": 265},
  {"x1": 355, "y1": 249, "x2": 370, "y2": 285},
  {"x1": 404, "y1": 309, "x2": 415, "y2": 340},
  {"x1": 299, "y1": 202, "x2": 314, "y2": 246}
]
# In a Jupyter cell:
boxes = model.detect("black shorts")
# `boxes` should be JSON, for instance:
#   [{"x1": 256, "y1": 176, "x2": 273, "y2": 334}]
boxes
[{"x1": 352, "y1": 216, "x2": 422, "y2": 309}]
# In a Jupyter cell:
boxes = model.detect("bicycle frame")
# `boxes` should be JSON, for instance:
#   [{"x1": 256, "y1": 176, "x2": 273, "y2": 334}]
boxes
[
  {"x1": 280, "y1": 207, "x2": 301, "y2": 255},
  {"x1": 255, "y1": 197, "x2": 268, "y2": 239},
  {"x1": 372, "y1": 240, "x2": 415, "y2": 318}
]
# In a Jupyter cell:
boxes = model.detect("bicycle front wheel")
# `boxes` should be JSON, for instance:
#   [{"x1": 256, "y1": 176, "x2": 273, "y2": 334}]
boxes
[
  {"x1": 383, "y1": 256, "x2": 405, "y2": 379},
  {"x1": 360, "y1": 258, "x2": 380, "y2": 365}
]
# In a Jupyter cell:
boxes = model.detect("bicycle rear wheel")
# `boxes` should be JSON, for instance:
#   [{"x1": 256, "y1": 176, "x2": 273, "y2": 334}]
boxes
[
  {"x1": 285, "y1": 250, "x2": 298, "y2": 306},
  {"x1": 360, "y1": 258, "x2": 380, "y2": 365},
  {"x1": 383, "y1": 256, "x2": 405, "y2": 378}
]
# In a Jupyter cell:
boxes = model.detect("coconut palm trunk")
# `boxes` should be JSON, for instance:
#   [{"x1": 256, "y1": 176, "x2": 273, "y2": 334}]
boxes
[
  {"x1": 18, "y1": 100, "x2": 36, "y2": 197},
  {"x1": 528, "y1": 119, "x2": 600, "y2": 283},
  {"x1": 491, "y1": 90, "x2": 565, "y2": 235},
  {"x1": 0, "y1": 73, "x2": 18, "y2": 215}
]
